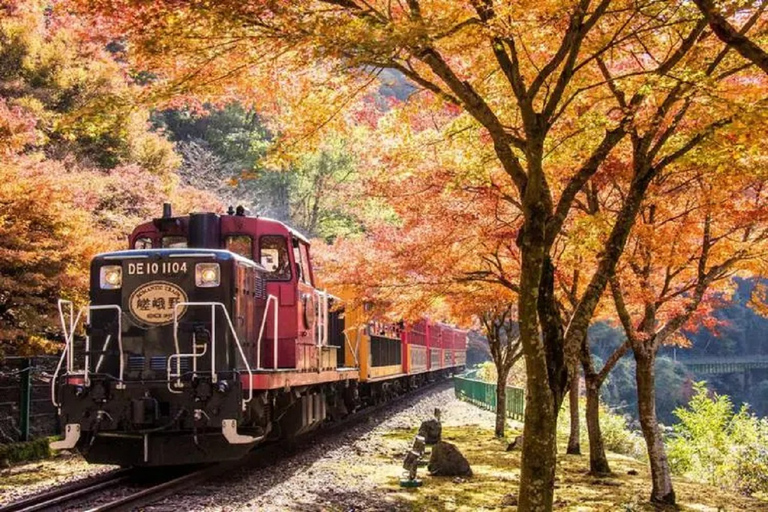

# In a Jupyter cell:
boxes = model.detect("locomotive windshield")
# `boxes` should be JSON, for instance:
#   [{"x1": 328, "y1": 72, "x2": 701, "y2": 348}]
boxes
[
  {"x1": 162, "y1": 236, "x2": 188, "y2": 248},
  {"x1": 134, "y1": 236, "x2": 152, "y2": 249},
  {"x1": 226, "y1": 235, "x2": 253, "y2": 259}
]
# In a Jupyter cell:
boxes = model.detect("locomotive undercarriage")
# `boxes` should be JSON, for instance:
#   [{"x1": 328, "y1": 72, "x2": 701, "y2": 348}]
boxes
[
  {"x1": 54, "y1": 370, "x2": 366, "y2": 466},
  {"x1": 55, "y1": 372, "x2": 272, "y2": 466},
  {"x1": 53, "y1": 365, "x2": 460, "y2": 466}
]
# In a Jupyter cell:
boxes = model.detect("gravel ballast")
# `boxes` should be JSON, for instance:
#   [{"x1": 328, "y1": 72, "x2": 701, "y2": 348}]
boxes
[{"x1": 151, "y1": 382, "x2": 499, "y2": 511}]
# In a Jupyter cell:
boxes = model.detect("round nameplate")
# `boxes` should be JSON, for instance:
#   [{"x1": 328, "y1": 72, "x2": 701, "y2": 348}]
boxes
[{"x1": 128, "y1": 281, "x2": 188, "y2": 327}]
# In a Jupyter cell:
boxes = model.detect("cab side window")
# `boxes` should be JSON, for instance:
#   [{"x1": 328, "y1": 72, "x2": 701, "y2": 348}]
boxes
[
  {"x1": 292, "y1": 238, "x2": 307, "y2": 283},
  {"x1": 259, "y1": 236, "x2": 291, "y2": 281},
  {"x1": 226, "y1": 235, "x2": 253, "y2": 260}
]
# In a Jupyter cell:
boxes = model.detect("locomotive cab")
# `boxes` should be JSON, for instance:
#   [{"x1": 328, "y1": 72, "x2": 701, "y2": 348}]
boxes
[{"x1": 129, "y1": 209, "x2": 346, "y2": 372}]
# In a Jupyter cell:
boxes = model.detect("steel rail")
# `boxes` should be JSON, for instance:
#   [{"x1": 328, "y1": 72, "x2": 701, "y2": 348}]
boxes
[
  {"x1": 0, "y1": 469, "x2": 132, "y2": 512},
  {"x1": 83, "y1": 465, "x2": 221, "y2": 512}
]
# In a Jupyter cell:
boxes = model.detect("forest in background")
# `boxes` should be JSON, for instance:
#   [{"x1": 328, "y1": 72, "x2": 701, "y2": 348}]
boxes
[{"x1": 0, "y1": 3, "x2": 372, "y2": 355}]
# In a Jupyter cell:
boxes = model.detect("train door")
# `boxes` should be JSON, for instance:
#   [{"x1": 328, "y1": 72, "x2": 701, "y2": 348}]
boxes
[{"x1": 258, "y1": 234, "x2": 296, "y2": 368}]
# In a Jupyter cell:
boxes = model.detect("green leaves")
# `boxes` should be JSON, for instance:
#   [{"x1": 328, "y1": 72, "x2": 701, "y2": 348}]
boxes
[{"x1": 668, "y1": 382, "x2": 768, "y2": 494}]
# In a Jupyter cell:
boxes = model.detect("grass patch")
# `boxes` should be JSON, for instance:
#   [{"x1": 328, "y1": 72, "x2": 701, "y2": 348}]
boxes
[
  {"x1": 383, "y1": 427, "x2": 419, "y2": 442},
  {"x1": 372, "y1": 426, "x2": 767, "y2": 511},
  {"x1": 0, "y1": 437, "x2": 53, "y2": 466}
]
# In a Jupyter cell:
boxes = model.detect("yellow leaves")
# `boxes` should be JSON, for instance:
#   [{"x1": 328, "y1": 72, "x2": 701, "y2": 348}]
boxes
[
  {"x1": 748, "y1": 283, "x2": 768, "y2": 319},
  {"x1": 124, "y1": 111, "x2": 181, "y2": 176}
]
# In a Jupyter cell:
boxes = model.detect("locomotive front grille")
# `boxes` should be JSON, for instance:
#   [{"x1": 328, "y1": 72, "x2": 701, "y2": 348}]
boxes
[
  {"x1": 128, "y1": 356, "x2": 145, "y2": 372},
  {"x1": 150, "y1": 356, "x2": 166, "y2": 371},
  {"x1": 126, "y1": 355, "x2": 191, "y2": 374}
]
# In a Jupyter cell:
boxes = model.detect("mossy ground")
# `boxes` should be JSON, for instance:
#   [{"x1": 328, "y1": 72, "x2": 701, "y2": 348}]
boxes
[{"x1": 373, "y1": 426, "x2": 767, "y2": 511}]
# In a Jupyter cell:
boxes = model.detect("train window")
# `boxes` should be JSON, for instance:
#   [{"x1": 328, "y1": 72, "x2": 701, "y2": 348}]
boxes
[
  {"x1": 226, "y1": 235, "x2": 253, "y2": 260},
  {"x1": 134, "y1": 237, "x2": 152, "y2": 249},
  {"x1": 162, "y1": 236, "x2": 188, "y2": 248},
  {"x1": 259, "y1": 236, "x2": 291, "y2": 281},
  {"x1": 292, "y1": 238, "x2": 312, "y2": 284}
]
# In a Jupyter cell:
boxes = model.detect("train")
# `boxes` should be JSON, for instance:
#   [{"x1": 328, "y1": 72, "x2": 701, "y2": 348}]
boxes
[{"x1": 50, "y1": 204, "x2": 467, "y2": 466}]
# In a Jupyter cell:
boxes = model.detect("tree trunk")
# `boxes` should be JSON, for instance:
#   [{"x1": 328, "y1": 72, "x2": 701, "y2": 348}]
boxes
[
  {"x1": 495, "y1": 370, "x2": 508, "y2": 438},
  {"x1": 584, "y1": 373, "x2": 611, "y2": 475},
  {"x1": 517, "y1": 209, "x2": 557, "y2": 512},
  {"x1": 566, "y1": 372, "x2": 581, "y2": 455},
  {"x1": 635, "y1": 349, "x2": 675, "y2": 505}
]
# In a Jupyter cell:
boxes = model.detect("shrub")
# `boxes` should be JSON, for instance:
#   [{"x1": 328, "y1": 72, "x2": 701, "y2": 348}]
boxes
[
  {"x1": 557, "y1": 397, "x2": 644, "y2": 459},
  {"x1": 599, "y1": 408, "x2": 645, "y2": 459},
  {"x1": 0, "y1": 437, "x2": 52, "y2": 465},
  {"x1": 668, "y1": 382, "x2": 768, "y2": 495},
  {"x1": 474, "y1": 360, "x2": 526, "y2": 388}
]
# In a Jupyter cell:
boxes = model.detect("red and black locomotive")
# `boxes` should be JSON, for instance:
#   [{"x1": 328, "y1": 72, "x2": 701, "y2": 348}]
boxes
[{"x1": 51, "y1": 205, "x2": 467, "y2": 466}]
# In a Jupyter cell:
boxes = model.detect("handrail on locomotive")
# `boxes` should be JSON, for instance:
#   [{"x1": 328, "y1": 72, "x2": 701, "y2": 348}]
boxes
[
  {"x1": 168, "y1": 300, "x2": 266, "y2": 410},
  {"x1": 52, "y1": 300, "x2": 125, "y2": 409},
  {"x1": 52, "y1": 295, "x2": 287, "y2": 412}
]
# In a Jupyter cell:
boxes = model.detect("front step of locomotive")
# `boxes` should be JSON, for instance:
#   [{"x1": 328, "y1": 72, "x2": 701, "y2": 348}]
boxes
[{"x1": 51, "y1": 213, "x2": 270, "y2": 466}]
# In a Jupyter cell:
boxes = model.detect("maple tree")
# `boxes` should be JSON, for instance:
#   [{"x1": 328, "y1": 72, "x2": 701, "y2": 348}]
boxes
[
  {"x1": 479, "y1": 303, "x2": 523, "y2": 438},
  {"x1": 692, "y1": 0, "x2": 768, "y2": 75},
  {"x1": 0, "y1": 100, "x2": 104, "y2": 355},
  {"x1": 606, "y1": 126, "x2": 768, "y2": 500},
  {"x1": 59, "y1": 0, "x2": 768, "y2": 508}
]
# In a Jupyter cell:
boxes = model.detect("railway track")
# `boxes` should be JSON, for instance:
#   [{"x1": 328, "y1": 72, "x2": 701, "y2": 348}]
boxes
[
  {"x1": 1, "y1": 377, "x2": 452, "y2": 512},
  {"x1": 0, "y1": 469, "x2": 132, "y2": 512},
  {"x1": 83, "y1": 464, "x2": 226, "y2": 512},
  {"x1": 0, "y1": 464, "x2": 219, "y2": 512}
]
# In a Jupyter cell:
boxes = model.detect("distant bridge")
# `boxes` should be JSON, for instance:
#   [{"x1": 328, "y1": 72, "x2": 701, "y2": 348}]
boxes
[{"x1": 677, "y1": 356, "x2": 768, "y2": 375}]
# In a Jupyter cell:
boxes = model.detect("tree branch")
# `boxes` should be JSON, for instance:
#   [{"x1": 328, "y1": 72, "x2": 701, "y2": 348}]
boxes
[{"x1": 692, "y1": 0, "x2": 768, "y2": 75}]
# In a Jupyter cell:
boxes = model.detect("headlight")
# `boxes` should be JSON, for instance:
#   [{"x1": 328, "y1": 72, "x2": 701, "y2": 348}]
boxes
[
  {"x1": 100, "y1": 265, "x2": 122, "y2": 289},
  {"x1": 195, "y1": 263, "x2": 220, "y2": 287}
]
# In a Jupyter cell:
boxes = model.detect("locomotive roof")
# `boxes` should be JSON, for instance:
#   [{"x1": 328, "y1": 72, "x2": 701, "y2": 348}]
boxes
[
  {"x1": 251, "y1": 215, "x2": 310, "y2": 245},
  {"x1": 94, "y1": 248, "x2": 269, "y2": 272}
]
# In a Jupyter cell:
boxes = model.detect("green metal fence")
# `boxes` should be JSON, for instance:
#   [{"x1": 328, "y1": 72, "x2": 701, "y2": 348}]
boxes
[
  {"x1": 453, "y1": 374, "x2": 525, "y2": 422},
  {"x1": 1, "y1": 356, "x2": 60, "y2": 442}
]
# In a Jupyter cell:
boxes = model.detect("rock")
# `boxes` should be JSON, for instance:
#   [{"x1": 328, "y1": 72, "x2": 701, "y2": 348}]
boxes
[
  {"x1": 418, "y1": 419, "x2": 442, "y2": 445},
  {"x1": 501, "y1": 494, "x2": 518, "y2": 507},
  {"x1": 506, "y1": 435, "x2": 524, "y2": 451},
  {"x1": 627, "y1": 469, "x2": 638, "y2": 476},
  {"x1": 427, "y1": 441, "x2": 472, "y2": 476}
]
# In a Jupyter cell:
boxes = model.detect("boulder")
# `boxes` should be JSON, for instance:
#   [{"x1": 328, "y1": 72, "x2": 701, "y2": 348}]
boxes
[
  {"x1": 506, "y1": 435, "x2": 524, "y2": 451},
  {"x1": 427, "y1": 441, "x2": 472, "y2": 477},
  {"x1": 501, "y1": 494, "x2": 518, "y2": 507},
  {"x1": 418, "y1": 419, "x2": 442, "y2": 445}
]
